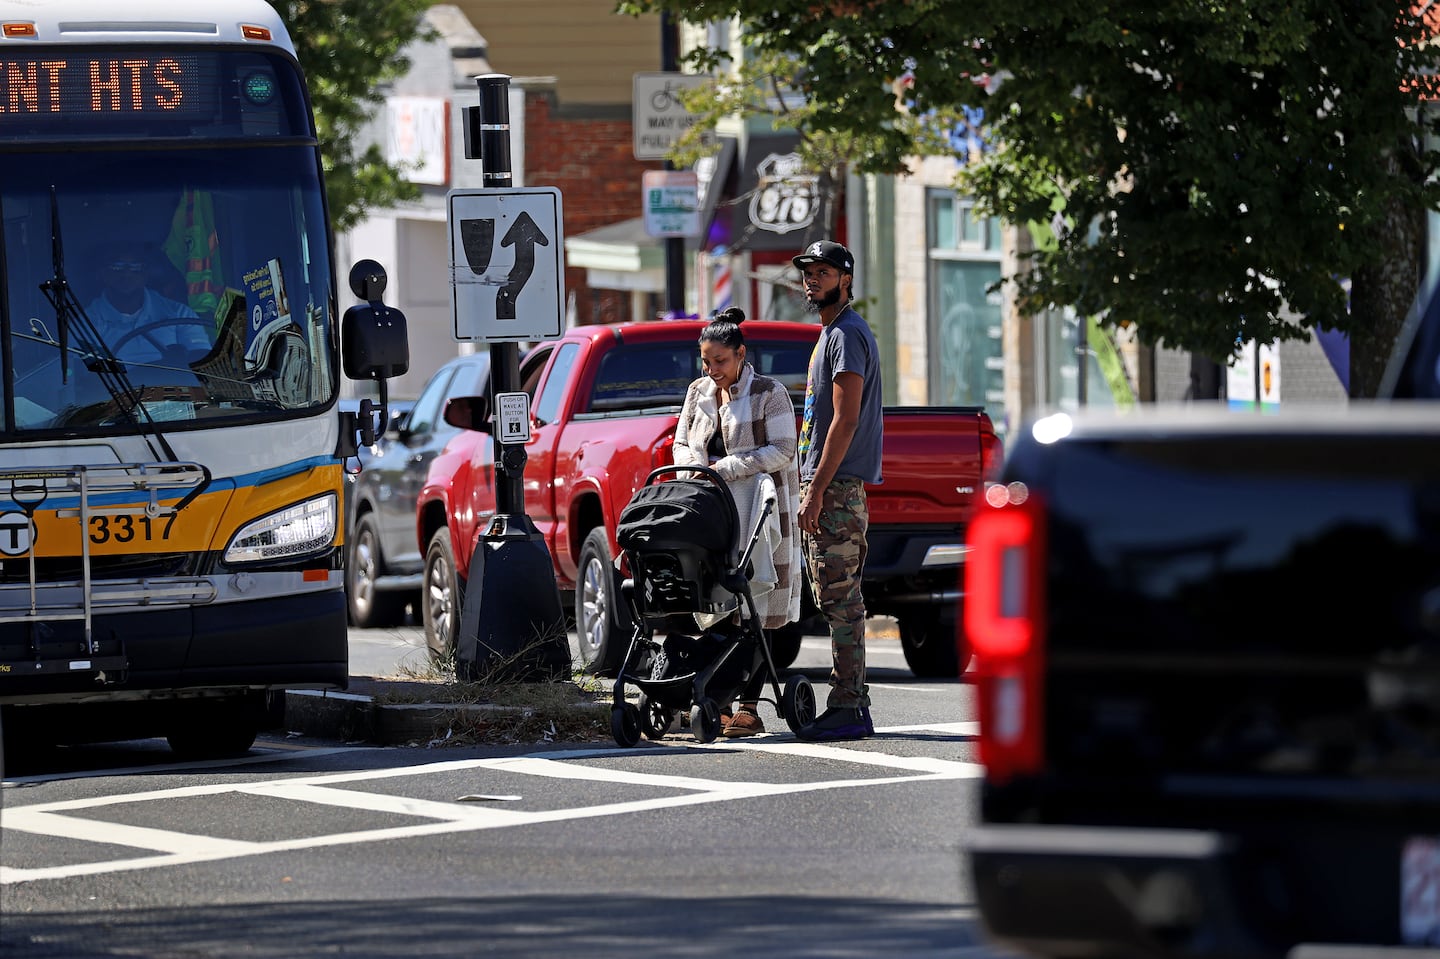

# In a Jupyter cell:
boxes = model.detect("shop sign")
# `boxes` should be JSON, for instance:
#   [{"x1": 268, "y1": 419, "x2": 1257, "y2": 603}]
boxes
[
  {"x1": 748, "y1": 151, "x2": 817, "y2": 235},
  {"x1": 642, "y1": 170, "x2": 699, "y2": 237},
  {"x1": 387, "y1": 96, "x2": 449, "y2": 186}
]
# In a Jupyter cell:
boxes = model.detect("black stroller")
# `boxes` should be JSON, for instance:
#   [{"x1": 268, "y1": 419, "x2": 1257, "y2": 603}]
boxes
[{"x1": 609, "y1": 465, "x2": 816, "y2": 746}]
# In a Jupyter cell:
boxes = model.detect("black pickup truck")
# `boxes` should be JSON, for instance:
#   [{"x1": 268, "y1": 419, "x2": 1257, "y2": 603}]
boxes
[{"x1": 963, "y1": 404, "x2": 1440, "y2": 959}]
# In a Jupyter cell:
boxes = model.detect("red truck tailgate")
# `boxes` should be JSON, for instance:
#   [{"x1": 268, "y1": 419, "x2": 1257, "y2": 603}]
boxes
[{"x1": 866, "y1": 406, "x2": 993, "y2": 527}]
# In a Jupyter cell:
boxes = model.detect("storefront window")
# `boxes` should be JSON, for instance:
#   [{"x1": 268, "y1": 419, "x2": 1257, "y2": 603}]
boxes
[
  {"x1": 927, "y1": 191, "x2": 1003, "y2": 415},
  {"x1": 757, "y1": 264, "x2": 810, "y2": 323},
  {"x1": 1039, "y1": 305, "x2": 1083, "y2": 412}
]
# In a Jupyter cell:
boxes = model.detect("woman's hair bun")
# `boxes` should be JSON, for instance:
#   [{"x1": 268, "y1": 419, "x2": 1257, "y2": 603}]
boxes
[{"x1": 699, "y1": 307, "x2": 748, "y2": 350}]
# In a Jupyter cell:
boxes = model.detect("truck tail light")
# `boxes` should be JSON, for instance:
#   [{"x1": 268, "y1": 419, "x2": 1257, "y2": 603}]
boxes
[
  {"x1": 980, "y1": 429, "x2": 1004, "y2": 486},
  {"x1": 964, "y1": 490, "x2": 1045, "y2": 784}
]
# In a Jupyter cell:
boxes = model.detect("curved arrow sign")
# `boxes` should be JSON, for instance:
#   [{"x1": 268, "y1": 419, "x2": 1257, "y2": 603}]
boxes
[
  {"x1": 448, "y1": 187, "x2": 566, "y2": 342},
  {"x1": 497, "y1": 211, "x2": 548, "y2": 321}
]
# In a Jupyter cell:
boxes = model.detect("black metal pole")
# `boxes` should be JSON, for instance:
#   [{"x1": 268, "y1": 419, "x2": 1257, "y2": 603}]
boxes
[
  {"x1": 475, "y1": 75, "x2": 526, "y2": 517},
  {"x1": 661, "y1": 13, "x2": 685, "y2": 316},
  {"x1": 455, "y1": 74, "x2": 569, "y2": 682}
]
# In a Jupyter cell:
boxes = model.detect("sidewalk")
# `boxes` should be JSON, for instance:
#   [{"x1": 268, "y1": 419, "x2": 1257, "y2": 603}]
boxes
[{"x1": 309, "y1": 620, "x2": 897, "y2": 747}]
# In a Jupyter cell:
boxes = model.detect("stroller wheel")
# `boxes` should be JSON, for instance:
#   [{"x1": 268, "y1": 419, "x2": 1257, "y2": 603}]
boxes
[
  {"x1": 610, "y1": 704, "x2": 642, "y2": 747},
  {"x1": 691, "y1": 698, "x2": 722, "y2": 744},
  {"x1": 637, "y1": 694, "x2": 675, "y2": 741},
  {"x1": 781, "y1": 674, "x2": 817, "y2": 733}
]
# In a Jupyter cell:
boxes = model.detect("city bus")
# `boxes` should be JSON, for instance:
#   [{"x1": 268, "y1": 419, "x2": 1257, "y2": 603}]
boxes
[{"x1": 0, "y1": 0, "x2": 405, "y2": 757}]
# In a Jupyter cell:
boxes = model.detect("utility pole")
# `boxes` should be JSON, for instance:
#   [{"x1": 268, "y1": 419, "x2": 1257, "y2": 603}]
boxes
[
  {"x1": 660, "y1": 12, "x2": 685, "y2": 316},
  {"x1": 455, "y1": 74, "x2": 569, "y2": 682}
]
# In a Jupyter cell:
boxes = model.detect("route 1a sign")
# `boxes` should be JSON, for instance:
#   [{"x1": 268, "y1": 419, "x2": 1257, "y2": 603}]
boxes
[
  {"x1": 748, "y1": 150, "x2": 818, "y2": 236},
  {"x1": 448, "y1": 187, "x2": 566, "y2": 342}
]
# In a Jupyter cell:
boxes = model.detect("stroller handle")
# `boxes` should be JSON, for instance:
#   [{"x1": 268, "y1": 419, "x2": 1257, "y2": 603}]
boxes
[{"x1": 641, "y1": 464, "x2": 741, "y2": 526}]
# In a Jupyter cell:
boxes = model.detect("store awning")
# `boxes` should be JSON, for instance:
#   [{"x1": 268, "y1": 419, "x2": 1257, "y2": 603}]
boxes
[
  {"x1": 694, "y1": 136, "x2": 737, "y2": 248},
  {"x1": 565, "y1": 217, "x2": 665, "y2": 292},
  {"x1": 565, "y1": 217, "x2": 665, "y2": 273}
]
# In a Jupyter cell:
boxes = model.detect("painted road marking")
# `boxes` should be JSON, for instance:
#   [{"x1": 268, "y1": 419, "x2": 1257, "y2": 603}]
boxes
[
  {"x1": 8, "y1": 809, "x2": 261, "y2": 857},
  {"x1": 1, "y1": 744, "x2": 360, "y2": 788},
  {"x1": 1, "y1": 740, "x2": 982, "y2": 885}
]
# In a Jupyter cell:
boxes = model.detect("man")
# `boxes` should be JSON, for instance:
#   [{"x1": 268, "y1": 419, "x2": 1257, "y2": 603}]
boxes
[
  {"x1": 85, "y1": 248, "x2": 206, "y2": 362},
  {"x1": 791, "y1": 239, "x2": 884, "y2": 741}
]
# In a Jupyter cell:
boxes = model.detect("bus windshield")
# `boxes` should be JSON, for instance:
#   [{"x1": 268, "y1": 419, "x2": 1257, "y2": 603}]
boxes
[
  {"x1": 0, "y1": 45, "x2": 336, "y2": 436},
  {"x1": 1, "y1": 144, "x2": 335, "y2": 435}
]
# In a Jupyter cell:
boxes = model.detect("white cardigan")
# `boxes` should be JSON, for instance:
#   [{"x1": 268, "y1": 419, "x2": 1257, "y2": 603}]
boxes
[{"x1": 673, "y1": 363, "x2": 802, "y2": 630}]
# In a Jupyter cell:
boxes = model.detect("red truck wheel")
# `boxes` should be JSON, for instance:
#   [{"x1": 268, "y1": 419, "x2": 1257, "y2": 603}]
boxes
[
  {"x1": 575, "y1": 527, "x2": 632, "y2": 676},
  {"x1": 898, "y1": 607, "x2": 966, "y2": 679}
]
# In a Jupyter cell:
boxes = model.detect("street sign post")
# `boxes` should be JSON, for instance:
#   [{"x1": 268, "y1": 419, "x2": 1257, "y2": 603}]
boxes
[
  {"x1": 448, "y1": 187, "x2": 565, "y2": 342},
  {"x1": 451, "y1": 74, "x2": 568, "y2": 684}
]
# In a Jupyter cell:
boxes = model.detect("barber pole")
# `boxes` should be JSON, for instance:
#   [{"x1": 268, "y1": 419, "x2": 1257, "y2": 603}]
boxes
[{"x1": 712, "y1": 256, "x2": 733, "y2": 314}]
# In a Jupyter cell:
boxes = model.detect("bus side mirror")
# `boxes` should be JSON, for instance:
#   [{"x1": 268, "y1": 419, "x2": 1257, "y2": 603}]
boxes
[
  {"x1": 443, "y1": 395, "x2": 492, "y2": 433},
  {"x1": 341, "y1": 259, "x2": 409, "y2": 380}
]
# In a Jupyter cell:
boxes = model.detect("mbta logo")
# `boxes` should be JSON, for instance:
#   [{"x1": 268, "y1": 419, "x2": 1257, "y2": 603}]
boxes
[{"x1": 0, "y1": 510, "x2": 34, "y2": 557}]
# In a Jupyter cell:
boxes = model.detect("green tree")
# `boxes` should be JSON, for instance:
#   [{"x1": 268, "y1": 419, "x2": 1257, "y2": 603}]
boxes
[
  {"x1": 619, "y1": 1, "x2": 1440, "y2": 397},
  {"x1": 273, "y1": 0, "x2": 435, "y2": 233},
  {"x1": 658, "y1": 45, "x2": 957, "y2": 239}
]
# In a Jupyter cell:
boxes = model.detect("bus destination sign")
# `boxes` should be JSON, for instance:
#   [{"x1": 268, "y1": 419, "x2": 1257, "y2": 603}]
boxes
[{"x1": 0, "y1": 55, "x2": 201, "y2": 118}]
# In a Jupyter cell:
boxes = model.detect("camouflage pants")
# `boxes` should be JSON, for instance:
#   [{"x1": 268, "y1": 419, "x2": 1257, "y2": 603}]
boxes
[{"x1": 801, "y1": 477, "x2": 870, "y2": 709}]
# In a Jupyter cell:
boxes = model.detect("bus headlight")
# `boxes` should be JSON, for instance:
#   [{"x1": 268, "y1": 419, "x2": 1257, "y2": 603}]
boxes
[{"x1": 224, "y1": 493, "x2": 337, "y2": 564}]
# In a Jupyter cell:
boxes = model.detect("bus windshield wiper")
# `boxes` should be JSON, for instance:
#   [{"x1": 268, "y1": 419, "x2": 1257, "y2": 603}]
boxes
[{"x1": 37, "y1": 186, "x2": 180, "y2": 464}]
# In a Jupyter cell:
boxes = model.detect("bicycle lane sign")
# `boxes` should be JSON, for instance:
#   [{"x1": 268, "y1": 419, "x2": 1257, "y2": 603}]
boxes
[{"x1": 633, "y1": 72, "x2": 714, "y2": 160}]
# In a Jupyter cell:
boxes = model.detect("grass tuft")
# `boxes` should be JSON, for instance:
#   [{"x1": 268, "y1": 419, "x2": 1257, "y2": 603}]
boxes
[{"x1": 370, "y1": 629, "x2": 612, "y2": 746}]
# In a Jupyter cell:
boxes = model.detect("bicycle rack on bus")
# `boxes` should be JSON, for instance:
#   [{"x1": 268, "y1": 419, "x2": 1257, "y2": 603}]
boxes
[{"x1": 0, "y1": 462, "x2": 213, "y2": 680}]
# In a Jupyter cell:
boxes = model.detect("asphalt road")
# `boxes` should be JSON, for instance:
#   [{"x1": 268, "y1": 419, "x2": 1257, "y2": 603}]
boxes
[{"x1": 0, "y1": 620, "x2": 1011, "y2": 959}]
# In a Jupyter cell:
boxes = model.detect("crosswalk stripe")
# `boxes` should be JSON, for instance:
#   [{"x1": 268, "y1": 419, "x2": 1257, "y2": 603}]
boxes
[{"x1": 1, "y1": 738, "x2": 981, "y2": 885}]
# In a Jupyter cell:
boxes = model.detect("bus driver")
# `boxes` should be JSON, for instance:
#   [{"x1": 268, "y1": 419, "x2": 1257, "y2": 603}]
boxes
[{"x1": 85, "y1": 244, "x2": 209, "y2": 362}]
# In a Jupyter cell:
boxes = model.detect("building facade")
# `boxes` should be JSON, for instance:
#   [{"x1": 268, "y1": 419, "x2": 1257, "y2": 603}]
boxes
[
  {"x1": 340, "y1": 6, "x2": 1355, "y2": 427},
  {"x1": 338, "y1": 3, "x2": 666, "y2": 400}
]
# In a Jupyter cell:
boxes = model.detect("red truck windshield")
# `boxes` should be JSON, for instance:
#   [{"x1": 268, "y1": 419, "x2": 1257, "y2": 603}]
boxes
[{"x1": 587, "y1": 339, "x2": 814, "y2": 414}]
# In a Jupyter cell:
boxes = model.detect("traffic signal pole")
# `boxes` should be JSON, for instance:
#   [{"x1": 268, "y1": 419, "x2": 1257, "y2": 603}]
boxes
[{"x1": 456, "y1": 74, "x2": 569, "y2": 682}]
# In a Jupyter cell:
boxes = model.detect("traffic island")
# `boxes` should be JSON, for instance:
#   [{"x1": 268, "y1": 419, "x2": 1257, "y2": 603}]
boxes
[{"x1": 284, "y1": 677, "x2": 612, "y2": 747}]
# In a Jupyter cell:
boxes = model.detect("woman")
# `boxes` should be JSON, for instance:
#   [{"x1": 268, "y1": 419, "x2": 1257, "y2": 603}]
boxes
[{"x1": 672, "y1": 308, "x2": 802, "y2": 737}]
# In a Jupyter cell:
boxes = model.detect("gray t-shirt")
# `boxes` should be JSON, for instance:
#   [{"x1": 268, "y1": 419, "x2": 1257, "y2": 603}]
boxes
[{"x1": 798, "y1": 305, "x2": 884, "y2": 484}]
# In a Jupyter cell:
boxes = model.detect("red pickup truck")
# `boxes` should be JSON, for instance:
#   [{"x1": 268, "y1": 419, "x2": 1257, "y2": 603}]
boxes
[{"x1": 416, "y1": 319, "x2": 1001, "y2": 677}]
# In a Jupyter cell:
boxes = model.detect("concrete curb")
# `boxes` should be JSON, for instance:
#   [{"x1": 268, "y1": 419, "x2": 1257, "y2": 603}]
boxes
[{"x1": 284, "y1": 688, "x2": 612, "y2": 746}]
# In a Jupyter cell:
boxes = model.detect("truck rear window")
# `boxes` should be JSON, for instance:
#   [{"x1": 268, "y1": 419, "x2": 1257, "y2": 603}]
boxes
[{"x1": 587, "y1": 340, "x2": 813, "y2": 413}]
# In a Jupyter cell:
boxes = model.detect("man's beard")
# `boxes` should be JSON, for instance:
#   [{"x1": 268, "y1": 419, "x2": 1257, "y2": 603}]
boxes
[{"x1": 805, "y1": 285, "x2": 842, "y2": 313}]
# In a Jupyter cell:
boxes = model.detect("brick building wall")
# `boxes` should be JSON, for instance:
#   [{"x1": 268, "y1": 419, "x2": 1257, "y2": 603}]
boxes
[{"x1": 522, "y1": 90, "x2": 659, "y2": 325}]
